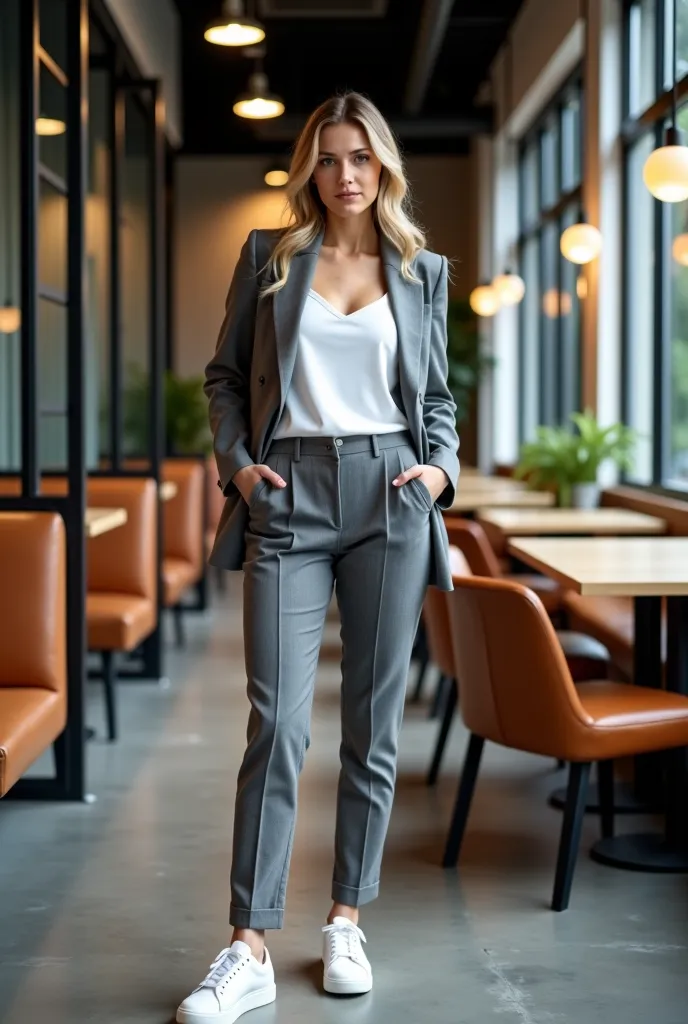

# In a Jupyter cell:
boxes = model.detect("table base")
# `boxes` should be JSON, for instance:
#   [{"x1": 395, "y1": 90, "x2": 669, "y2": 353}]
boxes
[{"x1": 590, "y1": 834, "x2": 688, "y2": 872}]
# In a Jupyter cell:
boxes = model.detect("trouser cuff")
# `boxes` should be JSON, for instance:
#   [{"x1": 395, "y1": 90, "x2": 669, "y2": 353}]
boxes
[
  {"x1": 331, "y1": 879, "x2": 379, "y2": 907},
  {"x1": 229, "y1": 905, "x2": 284, "y2": 930}
]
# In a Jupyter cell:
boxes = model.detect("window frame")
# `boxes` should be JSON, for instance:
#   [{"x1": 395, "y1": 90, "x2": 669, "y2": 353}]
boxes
[
  {"x1": 621, "y1": 0, "x2": 688, "y2": 494},
  {"x1": 517, "y1": 72, "x2": 584, "y2": 442}
]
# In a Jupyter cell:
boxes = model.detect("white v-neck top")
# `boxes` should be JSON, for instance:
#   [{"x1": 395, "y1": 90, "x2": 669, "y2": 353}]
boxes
[{"x1": 273, "y1": 289, "x2": 410, "y2": 439}]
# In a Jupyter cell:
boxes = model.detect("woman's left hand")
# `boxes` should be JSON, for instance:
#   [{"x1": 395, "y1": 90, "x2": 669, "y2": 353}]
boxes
[{"x1": 392, "y1": 464, "x2": 449, "y2": 502}]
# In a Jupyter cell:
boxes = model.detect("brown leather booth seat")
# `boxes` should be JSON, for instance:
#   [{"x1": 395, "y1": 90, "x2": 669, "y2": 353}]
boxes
[
  {"x1": 86, "y1": 477, "x2": 158, "y2": 740},
  {"x1": 162, "y1": 460, "x2": 205, "y2": 646},
  {"x1": 444, "y1": 516, "x2": 565, "y2": 614},
  {"x1": 443, "y1": 574, "x2": 688, "y2": 911},
  {"x1": 0, "y1": 513, "x2": 67, "y2": 796},
  {"x1": 163, "y1": 459, "x2": 204, "y2": 605}
]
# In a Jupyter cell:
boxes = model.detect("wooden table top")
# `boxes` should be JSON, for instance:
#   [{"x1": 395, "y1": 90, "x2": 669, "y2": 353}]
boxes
[
  {"x1": 85, "y1": 507, "x2": 128, "y2": 538},
  {"x1": 507, "y1": 537, "x2": 688, "y2": 596},
  {"x1": 160, "y1": 481, "x2": 178, "y2": 502},
  {"x1": 478, "y1": 507, "x2": 667, "y2": 536},
  {"x1": 457, "y1": 474, "x2": 527, "y2": 492},
  {"x1": 448, "y1": 488, "x2": 555, "y2": 513}
]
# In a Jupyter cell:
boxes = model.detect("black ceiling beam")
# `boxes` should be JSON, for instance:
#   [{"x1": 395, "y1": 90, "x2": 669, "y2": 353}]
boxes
[{"x1": 403, "y1": 0, "x2": 455, "y2": 115}]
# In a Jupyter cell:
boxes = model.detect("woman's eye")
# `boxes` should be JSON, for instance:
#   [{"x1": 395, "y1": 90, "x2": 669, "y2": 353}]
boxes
[
  {"x1": 355, "y1": 154, "x2": 370, "y2": 163},
  {"x1": 319, "y1": 157, "x2": 334, "y2": 166}
]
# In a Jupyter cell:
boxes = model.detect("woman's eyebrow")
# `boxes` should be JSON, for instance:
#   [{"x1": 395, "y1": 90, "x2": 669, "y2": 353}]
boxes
[{"x1": 318, "y1": 148, "x2": 370, "y2": 157}]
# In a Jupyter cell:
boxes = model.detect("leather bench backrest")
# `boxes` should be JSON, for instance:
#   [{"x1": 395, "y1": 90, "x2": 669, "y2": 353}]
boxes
[
  {"x1": 0, "y1": 512, "x2": 66, "y2": 693},
  {"x1": 602, "y1": 485, "x2": 688, "y2": 535},
  {"x1": 163, "y1": 459, "x2": 205, "y2": 571},
  {"x1": 86, "y1": 478, "x2": 157, "y2": 599}
]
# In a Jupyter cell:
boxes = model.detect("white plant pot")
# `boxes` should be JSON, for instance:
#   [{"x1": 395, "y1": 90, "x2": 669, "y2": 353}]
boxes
[{"x1": 571, "y1": 482, "x2": 600, "y2": 509}]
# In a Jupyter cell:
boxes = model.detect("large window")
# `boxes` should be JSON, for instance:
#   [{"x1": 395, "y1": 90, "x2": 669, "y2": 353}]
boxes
[
  {"x1": 517, "y1": 78, "x2": 584, "y2": 440},
  {"x1": 623, "y1": 0, "x2": 688, "y2": 490}
]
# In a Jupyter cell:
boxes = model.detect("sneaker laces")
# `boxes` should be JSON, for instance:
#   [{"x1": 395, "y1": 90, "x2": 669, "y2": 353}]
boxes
[
  {"x1": 322, "y1": 920, "x2": 367, "y2": 963},
  {"x1": 201, "y1": 947, "x2": 244, "y2": 988}
]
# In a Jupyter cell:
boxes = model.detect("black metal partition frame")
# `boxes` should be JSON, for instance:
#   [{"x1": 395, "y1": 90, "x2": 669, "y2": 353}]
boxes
[{"x1": 0, "y1": 0, "x2": 89, "y2": 801}]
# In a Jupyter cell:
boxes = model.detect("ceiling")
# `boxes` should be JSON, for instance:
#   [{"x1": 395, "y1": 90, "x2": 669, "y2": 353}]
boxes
[{"x1": 173, "y1": 0, "x2": 525, "y2": 157}]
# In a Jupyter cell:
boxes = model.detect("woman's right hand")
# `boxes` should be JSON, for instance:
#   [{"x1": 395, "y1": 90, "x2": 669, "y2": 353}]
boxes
[{"x1": 234, "y1": 464, "x2": 286, "y2": 504}]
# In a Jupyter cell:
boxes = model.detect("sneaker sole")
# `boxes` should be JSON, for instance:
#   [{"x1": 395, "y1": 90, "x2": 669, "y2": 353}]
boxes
[
  {"x1": 176, "y1": 983, "x2": 277, "y2": 1024},
  {"x1": 323, "y1": 974, "x2": 373, "y2": 996}
]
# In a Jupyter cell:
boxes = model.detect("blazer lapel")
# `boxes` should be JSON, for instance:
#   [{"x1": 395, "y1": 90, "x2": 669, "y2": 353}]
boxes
[
  {"x1": 272, "y1": 226, "x2": 324, "y2": 410},
  {"x1": 381, "y1": 236, "x2": 423, "y2": 423}
]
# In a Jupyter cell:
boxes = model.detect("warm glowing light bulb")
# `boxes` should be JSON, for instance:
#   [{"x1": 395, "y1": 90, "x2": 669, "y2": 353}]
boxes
[
  {"x1": 560, "y1": 223, "x2": 602, "y2": 264},
  {"x1": 492, "y1": 272, "x2": 525, "y2": 306},
  {"x1": 0, "y1": 305, "x2": 21, "y2": 333},
  {"x1": 469, "y1": 284, "x2": 500, "y2": 317},
  {"x1": 264, "y1": 169, "x2": 288, "y2": 187},
  {"x1": 204, "y1": 21, "x2": 265, "y2": 45},
  {"x1": 36, "y1": 117, "x2": 66, "y2": 136},
  {"x1": 234, "y1": 96, "x2": 285, "y2": 119},
  {"x1": 643, "y1": 144, "x2": 688, "y2": 202},
  {"x1": 672, "y1": 233, "x2": 688, "y2": 265}
]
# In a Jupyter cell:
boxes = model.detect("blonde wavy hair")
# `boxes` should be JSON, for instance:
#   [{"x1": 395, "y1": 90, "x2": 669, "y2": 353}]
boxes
[{"x1": 261, "y1": 91, "x2": 426, "y2": 295}]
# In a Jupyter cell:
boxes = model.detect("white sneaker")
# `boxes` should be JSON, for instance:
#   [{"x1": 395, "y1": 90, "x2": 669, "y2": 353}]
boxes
[
  {"x1": 176, "y1": 940, "x2": 276, "y2": 1024},
  {"x1": 322, "y1": 917, "x2": 373, "y2": 995}
]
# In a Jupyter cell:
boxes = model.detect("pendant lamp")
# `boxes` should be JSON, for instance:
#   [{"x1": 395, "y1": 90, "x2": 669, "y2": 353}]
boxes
[
  {"x1": 560, "y1": 215, "x2": 602, "y2": 265},
  {"x1": 643, "y1": 0, "x2": 688, "y2": 202},
  {"x1": 492, "y1": 269, "x2": 525, "y2": 306},
  {"x1": 36, "y1": 116, "x2": 66, "y2": 135},
  {"x1": 204, "y1": 0, "x2": 265, "y2": 47},
  {"x1": 1, "y1": 61, "x2": 20, "y2": 335},
  {"x1": 234, "y1": 70, "x2": 284, "y2": 120},
  {"x1": 469, "y1": 282, "x2": 500, "y2": 317}
]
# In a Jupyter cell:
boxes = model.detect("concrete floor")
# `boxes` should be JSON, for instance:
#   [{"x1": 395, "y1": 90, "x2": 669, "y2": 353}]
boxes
[{"x1": 1, "y1": 574, "x2": 687, "y2": 1024}]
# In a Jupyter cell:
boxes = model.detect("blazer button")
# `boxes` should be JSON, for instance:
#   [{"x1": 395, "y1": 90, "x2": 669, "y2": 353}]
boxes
[{"x1": 258, "y1": 375, "x2": 265, "y2": 385}]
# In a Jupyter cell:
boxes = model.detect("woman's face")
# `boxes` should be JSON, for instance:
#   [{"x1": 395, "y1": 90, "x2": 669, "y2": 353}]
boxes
[{"x1": 311, "y1": 121, "x2": 382, "y2": 219}]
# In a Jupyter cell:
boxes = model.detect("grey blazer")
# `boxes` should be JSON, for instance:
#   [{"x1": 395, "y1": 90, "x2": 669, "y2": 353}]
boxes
[{"x1": 205, "y1": 226, "x2": 461, "y2": 592}]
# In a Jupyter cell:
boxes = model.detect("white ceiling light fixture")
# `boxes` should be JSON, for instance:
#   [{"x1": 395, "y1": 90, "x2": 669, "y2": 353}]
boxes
[
  {"x1": 205, "y1": 0, "x2": 266, "y2": 47},
  {"x1": 560, "y1": 218, "x2": 602, "y2": 265}
]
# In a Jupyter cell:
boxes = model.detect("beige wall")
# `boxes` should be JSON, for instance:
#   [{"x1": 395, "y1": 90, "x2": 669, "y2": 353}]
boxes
[{"x1": 173, "y1": 155, "x2": 474, "y2": 378}]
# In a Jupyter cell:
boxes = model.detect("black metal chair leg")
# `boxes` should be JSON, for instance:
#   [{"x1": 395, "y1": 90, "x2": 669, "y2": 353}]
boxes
[
  {"x1": 173, "y1": 604, "x2": 186, "y2": 648},
  {"x1": 102, "y1": 650, "x2": 118, "y2": 742},
  {"x1": 53, "y1": 728, "x2": 67, "y2": 785},
  {"x1": 597, "y1": 759, "x2": 615, "y2": 839},
  {"x1": 551, "y1": 761, "x2": 591, "y2": 911},
  {"x1": 427, "y1": 678, "x2": 458, "y2": 786},
  {"x1": 429, "y1": 672, "x2": 452, "y2": 719},
  {"x1": 442, "y1": 733, "x2": 485, "y2": 868}
]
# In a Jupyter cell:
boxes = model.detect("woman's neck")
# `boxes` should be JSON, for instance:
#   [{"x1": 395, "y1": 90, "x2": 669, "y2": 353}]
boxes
[{"x1": 322, "y1": 212, "x2": 379, "y2": 257}]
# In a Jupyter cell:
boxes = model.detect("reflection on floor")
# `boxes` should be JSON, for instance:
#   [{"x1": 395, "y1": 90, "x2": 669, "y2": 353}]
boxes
[{"x1": 1, "y1": 573, "x2": 687, "y2": 1023}]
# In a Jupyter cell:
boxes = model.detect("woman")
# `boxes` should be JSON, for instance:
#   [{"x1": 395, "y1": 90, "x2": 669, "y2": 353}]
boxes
[{"x1": 177, "y1": 91, "x2": 460, "y2": 1024}]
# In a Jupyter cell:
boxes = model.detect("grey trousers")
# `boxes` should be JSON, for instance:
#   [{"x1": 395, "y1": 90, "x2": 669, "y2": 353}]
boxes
[{"x1": 229, "y1": 429, "x2": 432, "y2": 929}]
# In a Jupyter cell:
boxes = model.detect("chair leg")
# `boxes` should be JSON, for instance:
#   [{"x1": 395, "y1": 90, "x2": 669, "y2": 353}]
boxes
[
  {"x1": 410, "y1": 628, "x2": 430, "y2": 702},
  {"x1": 53, "y1": 728, "x2": 67, "y2": 785},
  {"x1": 429, "y1": 672, "x2": 452, "y2": 719},
  {"x1": 551, "y1": 761, "x2": 591, "y2": 911},
  {"x1": 173, "y1": 604, "x2": 186, "y2": 648},
  {"x1": 102, "y1": 650, "x2": 118, "y2": 742},
  {"x1": 597, "y1": 759, "x2": 615, "y2": 839},
  {"x1": 427, "y1": 678, "x2": 458, "y2": 786},
  {"x1": 442, "y1": 733, "x2": 485, "y2": 868}
]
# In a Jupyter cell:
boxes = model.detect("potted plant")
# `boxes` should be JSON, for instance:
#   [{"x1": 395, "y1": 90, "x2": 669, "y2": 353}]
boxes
[
  {"x1": 445, "y1": 297, "x2": 497, "y2": 425},
  {"x1": 515, "y1": 409, "x2": 637, "y2": 508},
  {"x1": 123, "y1": 365, "x2": 212, "y2": 456}
]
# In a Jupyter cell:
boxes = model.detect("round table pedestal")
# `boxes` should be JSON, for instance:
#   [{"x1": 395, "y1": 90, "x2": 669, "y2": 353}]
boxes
[{"x1": 590, "y1": 834, "x2": 688, "y2": 872}]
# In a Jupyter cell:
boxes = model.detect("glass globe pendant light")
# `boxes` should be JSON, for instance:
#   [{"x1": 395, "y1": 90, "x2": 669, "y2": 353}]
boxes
[
  {"x1": 204, "y1": 0, "x2": 265, "y2": 47},
  {"x1": 469, "y1": 281, "x2": 500, "y2": 317},
  {"x1": 643, "y1": 0, "x2": 688, "y2": 202},
  {"x1": 560, "y1": 215, "x2": 602, "y2": 264},
  {"x1": 492, "y1": 269, "x2": 525, "y2": 306}
]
